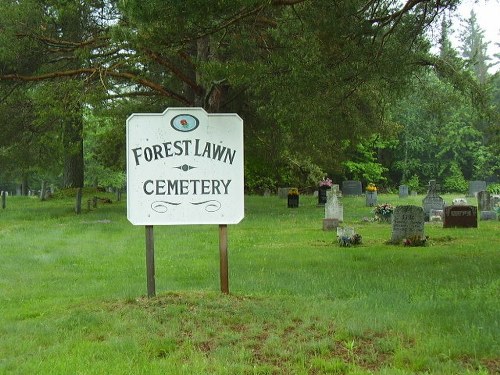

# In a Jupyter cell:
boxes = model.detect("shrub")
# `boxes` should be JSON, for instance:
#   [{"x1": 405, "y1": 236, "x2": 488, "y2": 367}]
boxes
[
  {"x1": 487, "y1": 183, "x2": 500, "y2": 194},
  {"x1": 443, "y1": 163, "x2": 467, "y2": 193}
]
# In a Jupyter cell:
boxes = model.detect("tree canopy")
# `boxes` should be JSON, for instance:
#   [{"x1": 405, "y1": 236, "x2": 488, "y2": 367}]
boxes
[{"x1": 0, "y1": 0, "x2": 498, "y2": 193}]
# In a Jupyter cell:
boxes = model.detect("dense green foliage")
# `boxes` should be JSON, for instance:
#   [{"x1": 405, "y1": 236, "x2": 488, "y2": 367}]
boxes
[
  {"x1": 1, "y1": 194, "x2": 499, "y2": 373},
  {"x1": 0, "y1": 0, "x2": 498, "y2": 193}
]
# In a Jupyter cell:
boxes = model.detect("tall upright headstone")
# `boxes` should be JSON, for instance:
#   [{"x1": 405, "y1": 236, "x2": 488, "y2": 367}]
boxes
[
  {"x1": 477, "y1": 191, "x2": 493, "y2": 211},
  {"x1": 422, "y1": 180, "x2": 444, "y2": 221},
  {"x1": 477, "y1": 191, "x2": 497, "y2": 220},
  {"x1": 324, "y1": 190, "x2": 343, "y2": 227},
  {"x1": 391, "y1": 205, "x2": 425, "y2": 243}
]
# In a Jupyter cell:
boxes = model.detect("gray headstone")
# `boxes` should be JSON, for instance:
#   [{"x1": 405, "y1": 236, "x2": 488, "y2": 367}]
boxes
[
  {"x1": 429, "y1": 209, "x2": 444, "y2": 222},
  {"x1": 422, "y1": 180, "x2": 444, "y2": 221},
  {"x1": 277, "y1": 187, "x2": 290, "y2": 199},
  {"x1": 443, "y1": 205, "x2": 477, "y2": 228},
  {"x1": 477, "y1": 191, "x2": 493, "y2": 211},
  {"x1": 391, "y1": 205, "x2": 425, "y2": 243},
  {"x1": 399, "y1": 185, "x2": 409, "y2": 198},
  {"x1": 325, "y1": 190, "x2": 343, "y2": 222},
  {"x1": 365, "y1": 192, "x2": 377, "y2": 207},
  {"x1": 468, "y1": 181, "x2": 487, "y2": 197},
  {"x1": 480, "y1": 211, "x2": 497, "y2": 221},
  {"x1": 342, "y1": 180, "x2": 362, "y2": 196}
]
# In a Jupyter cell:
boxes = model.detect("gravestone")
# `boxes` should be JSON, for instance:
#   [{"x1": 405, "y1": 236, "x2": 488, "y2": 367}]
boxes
[
  {"x1": 342, "y1": 180, "x2": 362, "y2": 196},
  {"x1": 429, "y1": 209, "x2": 444, "y2": 222},
  {"x1": 365, "y1": 192, "x2": 377, "y2": 207},
  {"x1": 391, "y1": 205, "x2": 425, "y2": 243},
  {"x1": 277, "y1": 187, "x2": 290, "y2": 199},
  {"x1": 399, "y1": 185, "x2": 409, "y2": 198},
  {"x1": 332, "y1": 184, "x2": 341, "y2": 197},
  {"x1": 324, "y1": 190, "x2": 343, "y2": 228},
  {"x1": 477, "y1": 191, "x2": 493, "y2": 211},
  {"x1": 443, "y1": 205, "x2": 477, "y2": 228},
  {"x1": 468, "y1": 181, "x2": 486, "y2": 197},
  {"x1": 480, "y1": 211, "x2": 497, "y2": 221},
  {"x1": 422, "y1": 180, "x2": 445, "y2": 221}
]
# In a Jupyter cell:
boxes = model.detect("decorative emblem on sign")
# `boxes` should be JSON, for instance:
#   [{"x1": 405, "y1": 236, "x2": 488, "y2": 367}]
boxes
[
  {"x1": 175, "y1": 164, "x2": 196, "y2": 172},
  {"x1": 151, "y1": 200, "x2": 222, "y2": 213},
  {"x1": 171, "y1": 114, "x2": 199, "y2": 132}
]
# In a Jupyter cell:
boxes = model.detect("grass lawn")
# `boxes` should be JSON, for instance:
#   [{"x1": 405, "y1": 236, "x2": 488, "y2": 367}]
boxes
[{"x1": 0, "y1": 192, "x2": 499, "y2": 374}]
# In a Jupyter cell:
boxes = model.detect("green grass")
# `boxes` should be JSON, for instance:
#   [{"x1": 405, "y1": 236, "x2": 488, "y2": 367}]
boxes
[{"x1": 0, "y1": 193, "x2": 499, "y2": 374}]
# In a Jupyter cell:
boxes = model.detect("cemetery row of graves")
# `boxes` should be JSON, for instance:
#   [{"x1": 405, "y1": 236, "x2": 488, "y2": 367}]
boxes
[{"x1": 281, "y1": 179, "x2": 500, "y2": 248}]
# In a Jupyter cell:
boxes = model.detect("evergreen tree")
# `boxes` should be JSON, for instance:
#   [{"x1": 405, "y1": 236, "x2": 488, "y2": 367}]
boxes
[{"x1": 460, "y1": 10, "x2": 491, "y2": 83}]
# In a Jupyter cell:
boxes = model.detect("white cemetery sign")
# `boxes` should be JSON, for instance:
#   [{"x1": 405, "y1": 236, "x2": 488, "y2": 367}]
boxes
[{"x1": 127, "y1": 107, "x2": 244, "y2": 226}]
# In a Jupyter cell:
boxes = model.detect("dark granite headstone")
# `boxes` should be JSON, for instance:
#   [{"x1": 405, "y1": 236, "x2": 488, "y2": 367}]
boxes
[
  {"x1": 443, "y1": 205, "x2": 477, "y2": 228},
  {"x1": 391, "y1": 205, "x2": 425, "y2": 243},
  {"x1": 342, "y1": 180, "x2": 362, "y2": 196},
  {"x1": 422, "y1": 180, "x2": 444, "y2": 221}
]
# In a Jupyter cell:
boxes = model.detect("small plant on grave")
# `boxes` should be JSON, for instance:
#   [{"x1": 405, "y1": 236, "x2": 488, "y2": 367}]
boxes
[
  {"x1": 403, "y1": 235, "x2": 429, "y2": 247},
  {"x1": 366, "y1": 183, "x2": 377, "y2": 192},
  {"x1": 337, "y1": 231, "x2": 362, "y2": 247},
  {"x1": 374, "y1": 203, "x2": 394, "y2": 221},
  {"x1": 350, "y1": 233, "x2": 362, "y2": 245}
]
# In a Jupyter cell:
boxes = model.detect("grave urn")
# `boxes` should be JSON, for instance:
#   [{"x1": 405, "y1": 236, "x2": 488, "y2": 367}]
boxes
[
  {"x1": 318, "y1": 186, "x2": 331, "y2": 205},
  {"x1": 287, "y1": 188, "x2": 299, "y2": 208}
]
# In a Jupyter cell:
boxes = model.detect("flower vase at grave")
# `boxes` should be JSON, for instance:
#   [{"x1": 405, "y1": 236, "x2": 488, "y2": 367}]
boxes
[
  {"x1": 287, "y1": 188, "x2": 299, "y2": 208},
  {"x1": 318, "y1": 186, "x2": 331, "y2": 205},
  {"x1": 374, "y1": 203, "x2": 394, "y2": 223}
]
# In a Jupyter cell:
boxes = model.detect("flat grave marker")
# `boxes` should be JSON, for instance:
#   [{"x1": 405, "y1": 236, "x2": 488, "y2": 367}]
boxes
[{"x1": 443, "y1": 205, "x2": 477, "y2": 228}]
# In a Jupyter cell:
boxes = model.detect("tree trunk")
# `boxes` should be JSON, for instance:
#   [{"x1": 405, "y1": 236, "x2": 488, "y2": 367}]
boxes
[
  {"x1": 21, "y1": 174, "x2": 28, "y2": 196},
  {"x1": 63, "y1": 116, "x2": 84, "y2": 188}
]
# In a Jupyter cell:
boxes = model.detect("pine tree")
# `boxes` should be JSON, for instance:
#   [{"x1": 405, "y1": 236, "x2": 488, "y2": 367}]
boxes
[{"x1": 460, "y1": 10, "x2": 491, "y2": 83}]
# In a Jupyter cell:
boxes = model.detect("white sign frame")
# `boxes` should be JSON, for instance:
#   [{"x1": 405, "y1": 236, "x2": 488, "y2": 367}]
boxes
[{"x1": 126, "y1": 107, "x2": 244, "y2": 226}]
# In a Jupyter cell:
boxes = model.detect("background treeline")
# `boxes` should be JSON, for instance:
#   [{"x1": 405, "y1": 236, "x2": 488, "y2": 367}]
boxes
[{"x1": 0, "y1": 0, "x2": 498, "y2": 195}]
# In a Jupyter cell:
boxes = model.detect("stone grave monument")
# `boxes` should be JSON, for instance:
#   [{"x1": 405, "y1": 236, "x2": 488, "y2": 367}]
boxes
[
  {"x1": 342, "y1": 180, "x2": 362, "y2": 196},
  {"x1": 399, "y1": 185, "x2": 409, "y2": 198},
  {"x1": 391, "y1": 205, "x2": 425, "y2": 243},
  {"x1": 422, "y1": 180, "x2": 445, "y2": 221},
  {"x1": 365, "y1": 191, "x2": 377, "y2": 207},
  {"x1": 443, "y1": 205, "x2": 477, "y2": 228},
  {"x1": 477, "y1": 191, "x2": 497, "y2": 220},
  {"x1": 468, "y1": 181, "x2": 487, "y2": 197},
  {"x1": 323, "y1": 190, "x2": 343, "y2": 230}
]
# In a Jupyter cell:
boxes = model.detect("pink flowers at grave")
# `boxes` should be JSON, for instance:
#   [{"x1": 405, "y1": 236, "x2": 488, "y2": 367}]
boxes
[{"x1": 319, "y1": 178, "x2": 334, "y2": 187}]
